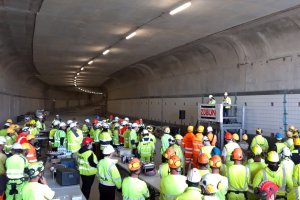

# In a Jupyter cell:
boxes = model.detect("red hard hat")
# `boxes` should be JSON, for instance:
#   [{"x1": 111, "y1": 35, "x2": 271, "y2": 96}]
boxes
[
  {"x1": 92, "y1": 119, "x2": 99, "y2": 124},
  {"x1": 224, "y1": 132, "x2": 232, "y2": 140},
  {"x1": 257, "y1": 181, "x2": 279, "y2": 199},
  {"x1": 82, "y1": 137, "x2": 93, "y2": 145},
  {"x1": 109, "y1": 115, "x2": 113, "y2": 119}
]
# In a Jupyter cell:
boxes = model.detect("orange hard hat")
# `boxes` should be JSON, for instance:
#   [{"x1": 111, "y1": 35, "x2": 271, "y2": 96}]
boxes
[
  {"x1": 128, "y1": 158, "x2": 141, "y2": 171},
  {"x1": 168, "y1": 155, "x2": 181, "y2": 169},
  {"x1": 209, "y1": 155, "x2": 222, "y2": 168},
  {"x1": 224, "y1": 132, "x2": 232, "y2": 140},
  {"x1": 164, "y1": 147, "x2": 176, "y2": 159},
  {"x1": 232, "y1": 148, "x2": 243, "y2": 161},
  {"x1": 198, "y1": 153, "x2": 209, "y2": 164}
]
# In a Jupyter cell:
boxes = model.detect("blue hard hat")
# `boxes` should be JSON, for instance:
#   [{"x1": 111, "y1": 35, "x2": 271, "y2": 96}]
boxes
[
  {"x1": 95, "y1": 115, "x2": 100, "y2": 120},
  {"x1": 211, "y1": 147, "x2": 221, "y2": 156},
  {"x1": 276, "y1": 132, "x2": 283, "y2": 140}
]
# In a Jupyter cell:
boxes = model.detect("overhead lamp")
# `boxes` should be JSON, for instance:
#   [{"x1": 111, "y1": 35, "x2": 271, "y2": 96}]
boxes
[
  {"x1": 126, "y1": 31, "x2": 137, "y2": 40},
  {"x1": 81, "y1": 67, "x2": 84, "y2": 71},
  {"x1": 75, "y1": 76, "x2": 77, "y2": 79},
  {"x1": 77, "y1": 72, "x2": 80, "y2": 76},
  {"x1": 102, "y1": 49, "x2": 110, "y2": 55},
  {"x1": 169, "y1": 1, "x2": 191, "y2": 15},
  {"x1": 88, "y1": 60, "x2": 94, "y2": 65}
]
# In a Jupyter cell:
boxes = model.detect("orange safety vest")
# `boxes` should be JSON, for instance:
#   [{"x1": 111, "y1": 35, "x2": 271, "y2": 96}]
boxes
[
  {"x1": 192, "y1": 134, "x2": 203, "y2": 168},
  {"x1": 182, "y1": 132, "x2": 195, "y2": 164},
  {"x1": 207, "y1": 132, "x2": 217, "y2": 146},
  {"x1": 26, "y1": 143, "x2": 37, "y2": 163}
]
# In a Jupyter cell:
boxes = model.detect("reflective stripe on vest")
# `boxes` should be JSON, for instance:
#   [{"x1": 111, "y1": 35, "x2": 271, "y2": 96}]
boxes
[
  {"x1": 228, "y1": 166, "x2": 249, "y2": 191},
  {"x1": 99, "y1": 162, "x2": 120, "y2": 186},
  {"x1": 262, "y1": 167, "x2": 286, "y2": 192}
]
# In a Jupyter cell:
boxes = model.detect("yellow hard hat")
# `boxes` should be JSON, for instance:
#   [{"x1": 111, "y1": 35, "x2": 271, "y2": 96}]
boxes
[
  {"x1": 294, "y1": 138, "x2": 300, "y2": 146},
  {"x1": 197, "y1": 125, "x2": 204, "y2": 133},
  {"x1": 175, "y1": 134, "x2": 183, "y2": 140},
  {"x1": 267, "y1": 151, "x2": 279, "y2": 163},
  {"x1": 11, "y1": 124, "x2": 20, "y2": 130},
  {"x1": 29, "y1": 120, "x2": 36, "y2": 125},
  {"x1": 286, "y1": 131, "x2": 293, "y2": 138},
  {"x1": 251, "y1": 145, "x2": 262, "y2": 156},
  {"x1": 293, "y1": 130, "x2": 299, "y2": 137},
  {"x1": 6, "y1": 119, "x2": 13, "y2": 123},
  {"x1": 232, "y1": 133, "x2": 239, "y2": 141},
  {"x1": 22, "y1": 143, "x2": 31, "y2": 150},
  {"x1": 6, "y1": 128, "x2": 15, "y2": 134},
  {"x1": 187, "y1": 126, "x2": 194, "y2": 133},
  {"x1": 26, "y1": 134, "x2": 35, "y2": 141},
  {"x1": 242, "y1": 134, "x2": 248, "y2": 141},
  {"x1": 289, "y1": 125, "x2": 296, "y2": 132}
]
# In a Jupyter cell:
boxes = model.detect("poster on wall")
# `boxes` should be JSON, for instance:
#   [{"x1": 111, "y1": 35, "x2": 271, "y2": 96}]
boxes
[{"x1": 198, "y1": 104, "x2": 222, "y2": 122}]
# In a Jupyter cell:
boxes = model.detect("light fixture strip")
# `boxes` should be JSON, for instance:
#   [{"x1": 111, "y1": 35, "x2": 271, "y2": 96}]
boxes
[
  {"x1": 126, "y1": 31, "x2": 137, "y2": 40},
  {"x1": 102, "y1": 49, "x2": 110, "y2": 55},
  {"x1": 169, "y1": 1, "x2": 191, "y2": 15}
]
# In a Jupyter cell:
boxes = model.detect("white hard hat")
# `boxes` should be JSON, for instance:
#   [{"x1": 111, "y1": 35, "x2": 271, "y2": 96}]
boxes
[
  {"x1": 59, "y1": 122, "x2": 66, "y2": 128},
  {"x1": 142, "y1": 129, "x2": 149, "y2": 135},
  {"x1": 69, "y1": 123, "x2": 77, "y2": 128},
  {"x1": 67, "y1": 120, "x2": 73, "y2": 125},
  {"x1": 4, "y1": 123, "x2": 11, "y2": 127},
  {"x1": 282, "y1": 147, "x2": 292, "y2": 157},
  {"x1": 187, "y1": 168, "x2": 201, "y2": 183},
  {"x1": 25, "y1": 116, "x2": 31, "y2": 120},
  {"x1": 53, "y1": 120, "x2": 60, "y2": 126},
  {"x1": 114, "y1": 123, "x2": 120, "y2": 128},
  {"x1": 207, "y1": 126, "x2": 213, "y2": 132},
  {"x1": 224, "y1": 92, "x2": 228, "y2": 96},
  {"x1": 0, "y1": 136, "x2": 6, "y2": 145},
  {"x1": 102, "y1": 123, "x2": 109, "y2": 129},
  {"x1": 95, "y1": 122, "x2": 101, "y2": 128},
  {"x1": 22, "y1": 127, "x2": 30, "y2": 132},
  {"x1": 209, "y1": 95, "x2": 213, "y2": 99},
  {"x1": 121, "y1": 121, "x2": 127, "y2": 126},
  {"x1": 56, "y1": 114, "x2": 60, "y2": 117},
  {"x1": 38, "y1": 115, "x2": 43, "y2": 119},
  {"x1": 124, "y1": 117, "x2": 129, "y2": 122},
  {"x1": 85, "y1": 119, "x2": 90, "y2": 123},
  {"x1": 132, "y1": 123, "x2": 138, "y2": 128},
  {"x1": 103, "y1": 145, "x2": 115, "y2": 155},
  {"x1": 164, "y1": 127, "x2": 171, "y2": 134},
  {"x1": 12, "y1": 143, "x2": 23, "y2": 150},
  {"x1": 114, "y1": 117, "x2": 119, "y2": 121},
  {"x1": 200, "y1": 173, "x2": 220, "y2": 194},
  {"x1": 203, "y1": 136, "x2": 209, "y2": 142}
]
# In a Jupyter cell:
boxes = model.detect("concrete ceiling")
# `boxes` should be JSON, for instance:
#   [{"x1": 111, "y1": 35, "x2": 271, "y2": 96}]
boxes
[{"x1": 33, "y1": 0, "x2": 300, "y2": 89}]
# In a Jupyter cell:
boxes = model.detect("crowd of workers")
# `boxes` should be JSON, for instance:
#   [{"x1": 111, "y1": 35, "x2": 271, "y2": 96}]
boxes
[{"x1": 0, "y1": 112, "x2": 300, "y2": 200}]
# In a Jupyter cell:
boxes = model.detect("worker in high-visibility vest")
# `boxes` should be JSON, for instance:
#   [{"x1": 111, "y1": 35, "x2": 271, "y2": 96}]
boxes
[
  {"x1": 207, "y1": 126, "x2": 217, "y2": 146},
  {"x1": 93, "y1": 122, "x2": 101, "y2": 142},
  {"x1": 238, "y1": 133, "x2": 249, "y2": 158},
  {"x1": 288, "y1": 163, "x2": 300, "y2": 199},
  {"x1": 200, "y1": 136, "x2": 214, "y2": 159},
  {"x1": 175, "y1": 168, "x2": 202, "y2": 200},
  {"x1": 97, "y1": 145, "x2": 121, "y2": 200},
  {"x1": 122, "y1": 158, "x2": 150, "y2": 200},
  {"x1": 0, "y1": 122, "x2": 10, "y2": 136},
  {"x1": 160, "y1": 155, "x2": 187, "y2": 200},
  {"x1": 281, "y1": 147, "x2": 295, "y2": 181},
  {"x1": 250, "y1": 128, "x2": 269, "y2": 154},
  {"x1": 5, "y1": 143, "x2": 29, "y2": 200},
  {"x1": 66, "y1": 122, "x2": 83, "y2": 153},
  {"x1": 52, "y1": 122, "x2": 67, "y2": 151},
  {"x1": 222, "y1": 132, "x2": 240, "y2": 166},
  {"x1": 4, "y1": 127, "x2": 17, "y2": 155},
  {"x1": 159, "y1": 147, "x2": 176, "y2": 178},
  {"x1": 128, "y1": 123, "x2": 139, "y2": 154},
  {"x1": 255, "y1": 181, "x2": 279, "y2": 200},
  {"x1": 274, "y1": 132, "x2": 287, "y2": 154},
  {"x1": 22, "y1": 161, "x2": 55, "y2": 200},
  {"x1": 253, "y1": 151, "x2": 293, "y2": 198},
  {"x1": 208, "y1": 95, "x2": 216, "y2": 105},
  {"x1": 246, "y1": 145, "x2": 267, "y2": 200},
  {"x1": 198, "y1": 153, "x2": 210, "y2": 176},
  {"x1": 112, "y1": 123, "x2": 120, "y2": 148},
  {"x1": 28, "y1": 120, "x2": 39, "y2": 136},
  {"x1": 146, "y1": 125, "x2": 156, "y2": 145},
  {"x1": 49, "y1": 120, "x2": 60, "y2": 149},
  {"x1": 182, "y1": 125, "x2": 195, "y2": 172},
  {"x1": 98, "y1": 123, "x2": 112, "y2": 159},
  {"x1": 77, "y1": 137, "x2": 98, "y2": 199},
  {"x1": 89, "y1": 119, "x2": 98, "y2": 140},
  {"x1": 82, "y1": 119, "x2": 91, "y2": 137},
  {"x1": 225, "y1": 148, "x2": 250, "y2": 200},
  {"x1": 0, "y1": 136, "x2": 7, "y2": 200},
  {"x1": 209, "y1": 155, "x2": 228, "y2": 200},
  {"x1": 123, "y1": 123, "x2": 132, "y2": 148},
  {"x1": 285, "y1": 130, "x2": 294, "y2": 152},
  {"x1": 192, "y1": 125, "x2": 204, "y2": 168},
  {"x1": 161, "y1": 127, "x2": 173, "y2": 157},
  {"x1": 24, "y1": 134, "x2": 37, "y2": 163},
  {"x1": 36, "y1": 115, "x2": 46, "y2": 131},
  {"x1": 222, "y1": 92, "x2": 231, "y2": 123},
  {"x1": 200, "y1": 173, "x2": 223, "y2": 199},
  {"x1": 119, "y1": 121, "x2": 127, "y2": 146},
  {"x1": 292, "y1": 138, "x2": 300, "y2": 164},
  {"x1": 137, "y1": 130, "x2": 155, "y2": 163},
  {"x1": 169, "y1": 136, "x2": 184, "y2": 169}
]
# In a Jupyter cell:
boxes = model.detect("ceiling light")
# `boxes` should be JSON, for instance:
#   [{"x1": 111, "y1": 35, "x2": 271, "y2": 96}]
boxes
[
  {"x1": 102, "y1": 49, "x2": 110, "y2": 55},
  {"x1": 169, "y1": 2, "x2": 191, "y2": 15},
  {"x1": 77, "y1": 72, "x2": 80, "y2": 76},
  {"x1": 88, "y1": 60, "x2": 93, "y2": 65},
  {"x1": 126, "y1": 32, "x2": 137, "y2": 40},
  {"x1": 81, "y1": 67, "x2": 84, "y2": 71}
]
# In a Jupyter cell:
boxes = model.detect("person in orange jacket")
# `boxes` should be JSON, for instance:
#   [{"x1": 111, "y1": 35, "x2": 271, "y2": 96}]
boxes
[
  {"x1": 207, "y1": 126, "x2": 217, "y2": 146},
  {"x1": 192, "y1": 125, "x2": 204, "y2": 168},
  {"x1": 182, "y1": 125, "x2": 195, "y2": 173}
]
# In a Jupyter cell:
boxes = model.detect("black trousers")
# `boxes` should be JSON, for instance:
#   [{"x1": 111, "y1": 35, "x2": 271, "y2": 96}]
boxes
[
  {"x1": 81, "y1": 175, "x2": 95, "y2": 200},
  {"x1": 99, "y1": 183, "x2": 116, "y2": 200}
]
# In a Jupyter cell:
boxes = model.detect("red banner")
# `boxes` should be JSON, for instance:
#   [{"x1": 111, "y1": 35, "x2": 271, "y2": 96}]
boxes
[{"x1": 200, "y1": 108, "x2": 217, "y2": 118}]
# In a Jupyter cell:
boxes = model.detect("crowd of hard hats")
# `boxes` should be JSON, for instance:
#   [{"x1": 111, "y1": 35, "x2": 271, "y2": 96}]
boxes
[{"x1": 1, "y1": 113, "x2": 300, "y2": 200}]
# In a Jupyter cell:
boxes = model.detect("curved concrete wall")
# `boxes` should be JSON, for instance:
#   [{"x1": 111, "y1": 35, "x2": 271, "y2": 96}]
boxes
[
  {"x1": 104, "y1": 7, "x2": 300, "y2": 99},
  {"x1": 106, "y1": 6, "x2": 300, "y2": 135}
]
